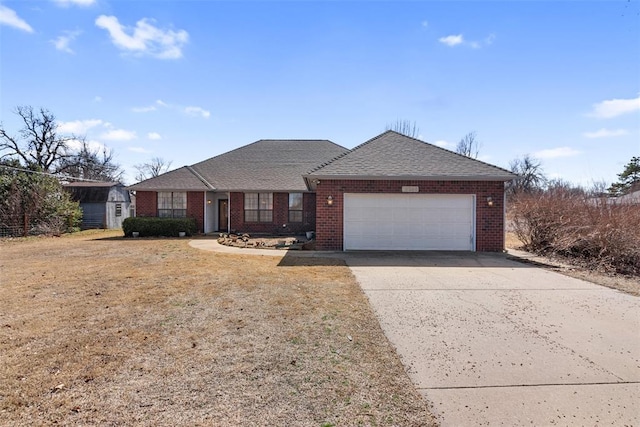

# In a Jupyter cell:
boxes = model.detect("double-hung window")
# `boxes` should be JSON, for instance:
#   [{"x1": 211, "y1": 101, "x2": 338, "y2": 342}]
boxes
[
  {"x1": 244, "y1": 193, "x2": 273, "y2": 222},
  {"x1": 158, "y1": 192, "x2": 187, "y2": 218},
  {"x1": 288, "y1": 193, "x2": 303, "y2": 223}
]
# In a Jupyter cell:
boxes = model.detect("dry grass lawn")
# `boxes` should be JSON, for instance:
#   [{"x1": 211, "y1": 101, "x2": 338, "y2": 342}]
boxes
[{"x1": 0, "y1": 231, "x2": 435, "y2": 426}]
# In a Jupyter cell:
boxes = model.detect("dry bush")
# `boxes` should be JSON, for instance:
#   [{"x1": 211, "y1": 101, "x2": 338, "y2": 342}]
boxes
[{"x1": 510, "y1": 190, "x2": 640, "y2": 275}]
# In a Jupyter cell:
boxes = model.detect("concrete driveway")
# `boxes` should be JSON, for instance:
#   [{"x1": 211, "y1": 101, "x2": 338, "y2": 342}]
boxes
[{"x1": 345, "y1": 251, "x2": 640, "y2": 426}]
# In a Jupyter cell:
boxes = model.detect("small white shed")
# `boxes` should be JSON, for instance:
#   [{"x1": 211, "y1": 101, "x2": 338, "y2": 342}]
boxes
[{"x1": 64, "y1": 182, "x2": 132, "y2": 229}]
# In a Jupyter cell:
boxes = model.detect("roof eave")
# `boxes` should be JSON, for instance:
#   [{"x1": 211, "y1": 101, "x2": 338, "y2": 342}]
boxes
[{"x1": 302, "y1": 174, "x2": 517, "y2": 182}]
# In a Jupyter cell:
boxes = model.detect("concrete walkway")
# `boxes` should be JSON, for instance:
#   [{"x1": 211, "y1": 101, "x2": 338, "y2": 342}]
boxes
[{"x1": 189, "y1": 240, "x2": 640, "y2": 425}]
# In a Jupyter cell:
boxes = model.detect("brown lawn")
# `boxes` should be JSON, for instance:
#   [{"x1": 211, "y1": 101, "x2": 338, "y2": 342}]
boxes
[{"x1": 0, "y1": 231, "x2": 435, "y2": 426}]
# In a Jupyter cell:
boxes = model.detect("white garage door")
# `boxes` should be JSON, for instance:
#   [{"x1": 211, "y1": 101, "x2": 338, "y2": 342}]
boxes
[{"x1": 343, "y1": 193, "x2": 475, "y2": 251}]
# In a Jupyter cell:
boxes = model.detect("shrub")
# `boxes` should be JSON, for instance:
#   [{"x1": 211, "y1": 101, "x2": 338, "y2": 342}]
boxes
[
  {"x1": 0, "y1": 163, "x2": 82, "y2": 237},
  {"x1": 122, "y1": 217, "x2": 197, "y2": 238},
  {"x1": 510, "y1": 189, "x2": 640, "y2": 275}
]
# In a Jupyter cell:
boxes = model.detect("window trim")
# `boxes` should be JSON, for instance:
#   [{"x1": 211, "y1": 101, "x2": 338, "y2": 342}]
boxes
[
  {"x1": 158, "y1": 191, "x2": 187, "y2": 218},
  {"x1": 288, "y1": 193, "x2": 303, "y2": 223},
  {"x1": 244, "y1": 192, "x2": 273, "y2": 223}
]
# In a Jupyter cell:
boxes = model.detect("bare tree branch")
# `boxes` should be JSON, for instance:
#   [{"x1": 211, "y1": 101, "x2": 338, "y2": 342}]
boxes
[
  {"x1": 455, "y1": 132, "x2": 481, "y2": 159},
  {"x1": 134, "y1": 157, "x2": 173, "y2": 182},
  {"x1": 0, "y1": 106, "x2": 76, "y2": 173},
  {"x1": 385, "y1": 120, "x2": 420, "y2": 138},
  {"x1": 509, "y1": 154, "x2": 547, "y2": 195}
]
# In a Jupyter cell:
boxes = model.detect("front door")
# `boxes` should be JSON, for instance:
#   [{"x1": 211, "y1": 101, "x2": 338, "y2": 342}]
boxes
[{"x1": 218, "y1": 199, "x2": 228, "y2": 232}]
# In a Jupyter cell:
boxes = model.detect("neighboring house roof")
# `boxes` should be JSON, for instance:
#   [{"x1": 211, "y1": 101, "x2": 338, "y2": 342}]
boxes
[
  {"x1": 128, "y1": 139, "x2": 347, "y2": 192},
  {"x1": 305, "y1": 131, "x2": 517, "y2": 182},
  {"x1": 615, "y1": 189, "x2": 640, "y2": 204}
]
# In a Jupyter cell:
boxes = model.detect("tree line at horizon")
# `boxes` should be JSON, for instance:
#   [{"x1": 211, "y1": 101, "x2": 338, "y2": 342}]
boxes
[{"x1": 0, "y1": 108, "x2": 637, "y2": 237}]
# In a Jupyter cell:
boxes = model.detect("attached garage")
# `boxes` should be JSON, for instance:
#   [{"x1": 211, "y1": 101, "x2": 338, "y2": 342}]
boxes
[
  {"x1": 343, "y1": 193, "x2": 475, "y2": 251},
  {"x1": 305, "y1": 131, "x2": 517, "y2": 252}
]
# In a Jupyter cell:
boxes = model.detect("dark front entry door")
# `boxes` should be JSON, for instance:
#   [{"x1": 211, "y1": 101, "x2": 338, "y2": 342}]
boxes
[{"x1": 218, "y1": 199, "x2": 228, "y2": 232}]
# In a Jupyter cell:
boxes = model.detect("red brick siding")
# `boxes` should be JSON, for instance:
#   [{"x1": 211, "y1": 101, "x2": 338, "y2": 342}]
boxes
[
  {"x1": 135, "y1": 191, "x2": 157, "y2": 217},
  {"x1": 187, "y1": 192, "x2": 205, "y2": 232},
  {"x1": 315, "y1": 180, "x2": 505, "y2": 252},
  {"x1": 302, "y1": 193, "x2": 316, "y2": 231},
  {"x1": 229, "y1": 191, "x2": 316, "y2": 235},
  {"x1": 133, "y1": 191, "x2": 205, "y2": 233}
]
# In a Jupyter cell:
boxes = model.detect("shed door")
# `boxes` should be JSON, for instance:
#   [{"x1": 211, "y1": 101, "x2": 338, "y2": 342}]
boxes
[{"x1": 343, "y1": 193, "x2": 475, "y2": 251}]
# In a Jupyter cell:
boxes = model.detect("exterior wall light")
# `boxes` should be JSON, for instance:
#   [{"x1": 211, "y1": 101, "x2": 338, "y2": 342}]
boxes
[
  {"x1": 327, "y1": 195, "x2": 334, "y2": 206},
  {"x1": 207, "y1": 200, "x2": 212, "y2": 204},
  {"x1": 486, "y1": 197, "x2": 494, "y2": 207}
]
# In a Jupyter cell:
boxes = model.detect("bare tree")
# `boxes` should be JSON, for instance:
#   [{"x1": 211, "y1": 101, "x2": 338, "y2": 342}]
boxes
[
  {"x1": 385, "y1": 120, "x2": 420, "y2": 138},
  {"x1": 455, "y1": 132, "x2": 481, "y2": 159},
  {"x1": 59, "y1": 140, "x2": 124, "y2": 182},
  {"x1": 134, "y1": 157, "x2": 173, "y2": 182},
  {"x1": 0, "y1": 106, "x2": 76, "y2": 173},
  {"x1": 509, "y1": 154, "x2": 547, "y2": 194}
]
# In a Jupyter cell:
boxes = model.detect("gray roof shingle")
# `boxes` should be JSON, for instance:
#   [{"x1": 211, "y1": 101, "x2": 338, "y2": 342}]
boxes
[
  {"x1": 128, "y1": 139, "x2": 347, "y2": 192},
  {"x1": 306, "y1": 131, "x2": 516, "y2": 181}
]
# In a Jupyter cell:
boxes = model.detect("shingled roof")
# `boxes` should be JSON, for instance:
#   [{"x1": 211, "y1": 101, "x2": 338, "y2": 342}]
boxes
[
  {"x1": 128, "y1": 139, "x2": 347, "y2": 192},
  {"x1": 305, "y1": 131, "x2": 516, "y2": 181}
]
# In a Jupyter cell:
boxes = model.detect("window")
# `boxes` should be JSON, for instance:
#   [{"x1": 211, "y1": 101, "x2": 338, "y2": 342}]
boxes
[
  {"x1": 244, "y1": 193, "x2": 273, "y2": 222},
  {"x1": 115, "y1": 203, "x2": 122, "y2": 217},
  {"x1": 158, "y1": 192, "x2": 187, "y2": 218},
  {"x1": 288, "y1": 193, "x2": 303, "y2": 222}
]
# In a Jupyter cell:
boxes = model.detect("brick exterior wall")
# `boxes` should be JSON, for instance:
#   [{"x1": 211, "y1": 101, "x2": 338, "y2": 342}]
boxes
[
  {"x1": 135, "y1": 191, "x2": 157, "y2": 217},
  {"x1": 134, "y1": 191, "x2": 205, "y2": 232},
  {"x1": 229, "y1": 192, "x2": 316, "y2": 235},
  {"x1": 314, "y1": 180, "x2": 506, "y2": 252},
  {"x1": 187, "y1": 191, "x2": 205, "y2": 232}
]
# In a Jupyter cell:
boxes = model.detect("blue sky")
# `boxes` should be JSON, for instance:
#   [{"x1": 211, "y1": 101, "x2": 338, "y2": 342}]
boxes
[{"x1": 1, "y1": 0, "x2": 639, "y2": 185}]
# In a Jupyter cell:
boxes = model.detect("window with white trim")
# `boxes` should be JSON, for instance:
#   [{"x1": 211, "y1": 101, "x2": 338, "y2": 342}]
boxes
[
  {"x1": 244, "y1": 193, "x2": 273, "y2": 222},
  {"x1": 158, "y1": 192, "x2": 187, "y2": 218},
  {"x1": 288, "y1": 193, "x2": 303, "y2": 222}
]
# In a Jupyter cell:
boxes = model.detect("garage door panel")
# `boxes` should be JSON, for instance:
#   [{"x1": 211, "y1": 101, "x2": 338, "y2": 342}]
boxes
[{"x1": 344, "y1": 193, "x2": 475, "y2": 251}]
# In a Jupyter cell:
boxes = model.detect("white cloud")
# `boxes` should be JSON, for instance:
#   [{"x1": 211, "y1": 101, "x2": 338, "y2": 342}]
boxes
[
  {"x1": 583, "y1": 128, "x2": 629, "y2": 139},
  {"x1": 0, "y1": 5, "x2": 34, "y2": 33},
  {"x1": 58, "y1": 119, "x2": 103, "y2": 134},
  {"x1": 128, "y1": 146, "x2": 152, "y2": 153},
  {"x1": 439, "y1": 33, "x2": 495, "y2": 49},
  {"x1": 132, "y1": 105, "x2": 157, "y2": 113},
  {"x1": 588, "y1": 94, "x2": 640, "y2": 119},
  {"x1": 93, "y1": 96, "x2": 102, "y2": 103},
  {"x1": 132, "y1": 99, "x2": 209, "y2": 119},
  {"x1": 51, "y1": 30, "x2": 81, "y2": 54},
  {"x1": 67, "y1": 139, "x2": 108, "y2": 153},
  {"x1": 534, "y1": 147, "x2": 581, "y2": 159},
  {"x1": 421, "y1": 20, "x2": 429, "y2": 28},
  {"x1": 53, "y1": 0, "x2": 96, "y2": 6},
  {"x1": 439, "y1": 34, "x2": 463, "y2": 46},
  {"x1": 101, "y1": 129, "x2": 137, "y2": 141},
  {"x1": 184, "y1": 106, "x2": 210, "y2": 118},
  {"x1": 132, "y1": 99, "x2": 169, "y2": 113},
  {"x1": 95, "y1": 15, "x2": 189, "y2": 59},
  {"x1": 147, "y1": 132, "x2": 162, "y2": 140}
]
